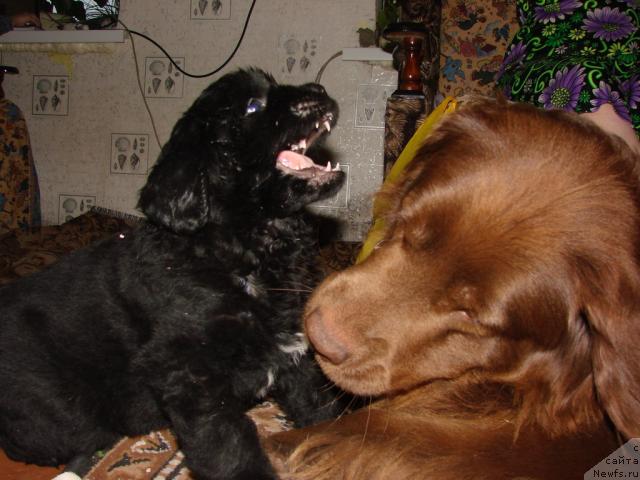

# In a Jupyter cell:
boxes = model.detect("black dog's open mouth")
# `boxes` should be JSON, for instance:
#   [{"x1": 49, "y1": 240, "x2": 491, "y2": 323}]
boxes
[{"x1": 276, "y1": 113, "x2": 341, "y2": 182}]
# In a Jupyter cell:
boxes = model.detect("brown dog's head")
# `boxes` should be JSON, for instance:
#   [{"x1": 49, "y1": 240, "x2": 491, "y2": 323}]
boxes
[{"x1": 305, "y1": 98, "x2": 640, "y2": 438}]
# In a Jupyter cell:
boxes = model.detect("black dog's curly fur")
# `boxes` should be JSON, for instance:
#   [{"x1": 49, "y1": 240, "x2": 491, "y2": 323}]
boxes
[{"x1": 0, "y1": 68, "x2": 345, "y2": 479}]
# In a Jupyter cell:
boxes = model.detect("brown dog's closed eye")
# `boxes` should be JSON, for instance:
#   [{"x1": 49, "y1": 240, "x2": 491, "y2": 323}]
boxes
[{"x1": 267, "y1": 97, "x2": 640, "y2": 480}]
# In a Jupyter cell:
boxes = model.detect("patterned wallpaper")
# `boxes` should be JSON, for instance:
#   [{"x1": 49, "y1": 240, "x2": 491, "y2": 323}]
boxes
[
  {"x1": 438, "y1": 0, "x2": 518, "y2": 97},
  {"x1": 1, "y1": 0, "x2": 394, "y2": 241}
]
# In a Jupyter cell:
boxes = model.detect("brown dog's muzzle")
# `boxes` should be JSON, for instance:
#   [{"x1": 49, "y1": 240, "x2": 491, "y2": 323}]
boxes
[{"x1": 303, "y1": 247, "x2": 405, "y2": 372}]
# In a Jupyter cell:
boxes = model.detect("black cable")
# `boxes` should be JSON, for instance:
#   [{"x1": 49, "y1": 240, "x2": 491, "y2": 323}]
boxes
[{"x1": 121, "y1": 0, "x2": 257, "y2": 79}]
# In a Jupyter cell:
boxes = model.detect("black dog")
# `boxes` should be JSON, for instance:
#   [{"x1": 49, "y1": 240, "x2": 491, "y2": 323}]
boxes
[{"x1": 0, "y1": 68, "x2": 345, "y2": 479}]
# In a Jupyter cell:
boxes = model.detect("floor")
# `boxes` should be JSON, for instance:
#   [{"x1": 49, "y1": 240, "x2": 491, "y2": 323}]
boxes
[{"x1": 0, "y1": 449, "x2": 63, "y2": 480}]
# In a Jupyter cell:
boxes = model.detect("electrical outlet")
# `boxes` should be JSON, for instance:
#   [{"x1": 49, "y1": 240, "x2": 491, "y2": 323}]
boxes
[
  {"x1": 33, "y1": 75, "x2": 69, "y2": 116},
  {"x1": 58, "y1": 194, "x2": 95, "y2": 224},
  {"x1": 355, "y1": 84, "x2": 395, "y2": 128},
  {"x1": 190, "y1": 0, "x2": 230, "y2": 19},
  {"x1": 144, "y1": 57, "x2": 184, "y2": 98},
  {"x1": 313, "y1": 164, "x2": 349, "y2": 209},
  {"x1": 110, "y1": 133, "x2": 149, "y2": 175}
]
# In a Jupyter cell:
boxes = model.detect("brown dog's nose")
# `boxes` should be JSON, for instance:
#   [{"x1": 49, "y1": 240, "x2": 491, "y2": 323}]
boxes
[{"x1": 305, "y1": 308, "x2": 350, "y2": 364}]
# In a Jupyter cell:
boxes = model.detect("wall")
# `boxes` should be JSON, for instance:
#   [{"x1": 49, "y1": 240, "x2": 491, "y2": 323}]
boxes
[{"x1": 0, "y1": 0, "x2": 395, "y2": 241}]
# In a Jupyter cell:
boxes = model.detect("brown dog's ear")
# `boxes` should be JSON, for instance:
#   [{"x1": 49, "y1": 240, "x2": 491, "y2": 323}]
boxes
[{"x1": 586, "y1": 291, "x2": 640, "y2": 439}]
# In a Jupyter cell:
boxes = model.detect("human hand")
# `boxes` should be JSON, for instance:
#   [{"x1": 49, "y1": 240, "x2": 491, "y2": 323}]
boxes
[{"x1": 11, "y1": 13, "x2": 41, "y2": 29}]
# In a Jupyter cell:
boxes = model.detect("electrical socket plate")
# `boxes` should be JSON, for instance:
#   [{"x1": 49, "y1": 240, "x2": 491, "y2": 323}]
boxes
[
  {"x1": 33, "y1": 75, "x2": 69, "y2": 116},
  {"x1": 144, "y1": 57, "x2": 184, "y2": 98},
  {"x1": 110, "y1": 133, "x2": 149, "y2": 175},
  {"x1": 190, "y1": 0, "x2": 230, "y2": 19},
  {"x1": 355, "y1": 84, "x2": 396, "y2": 128},
  {"x1": 58, "y1": 194, "x2": 95, "y2": 224},
  {"x1": 313, "y1": 164, "x2": 349, "y2": 209}
]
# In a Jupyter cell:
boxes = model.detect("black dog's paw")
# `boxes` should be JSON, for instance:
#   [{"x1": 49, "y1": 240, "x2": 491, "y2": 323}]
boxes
[
  {"x1": 62, "y1": 453, "x2": 95, "y2": 477},
  {"x1": 226, "y1": 471, "x2": 277, "y2": 480},
  {"x1": 271, "y1": 354, "x2": 351, "y2": 428},
  {"x1": 169, "y1": 404, "x2": 278, "y2": 480},
  {"x1": 189, "y1": 468, "x2": 277, "y2": 480}
]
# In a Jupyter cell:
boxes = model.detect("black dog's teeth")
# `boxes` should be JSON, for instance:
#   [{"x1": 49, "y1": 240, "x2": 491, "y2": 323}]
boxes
[
  {"x1": 276, "y1": 111, "x2": 338, "y2": 174},
  {"x1": 290, "y1": 139, "x2": 307, "y2": 154},
  {"x1": 315, "y1": 114, "x2": 333, "y2": 133},
  {"x1": 298, "y1": 115, "x2": 333, "y2": 152}
]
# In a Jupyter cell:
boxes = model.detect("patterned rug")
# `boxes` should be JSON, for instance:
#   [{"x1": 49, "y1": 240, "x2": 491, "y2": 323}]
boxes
[{"x1": 84, "y1": 401, "x2": 291, "y2": 480}]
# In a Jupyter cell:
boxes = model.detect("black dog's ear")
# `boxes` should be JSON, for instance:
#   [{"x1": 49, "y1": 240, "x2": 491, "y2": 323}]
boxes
[{"x1": 137, "y1": 148, "x2": 210, "y2": 234}]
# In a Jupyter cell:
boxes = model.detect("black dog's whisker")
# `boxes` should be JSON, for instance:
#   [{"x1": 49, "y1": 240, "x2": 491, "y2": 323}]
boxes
[
  {"x1": 331, "y1": 394, "x2": 361, "y2": 424},
  {"x1": 266, "y1": 287, "x2": 313, "y2": 293},
  {"x1": 319, "y1": 380, "x2": 337, "y2": 393}
]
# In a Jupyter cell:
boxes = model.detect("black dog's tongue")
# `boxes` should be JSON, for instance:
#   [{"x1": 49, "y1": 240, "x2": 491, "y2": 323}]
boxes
[
  {"x1": 276, "y1": 150, "x2": 337, "y2": 173},
  {"x1": 276, "y1": 114, "x2": 340, "y2": 176}
]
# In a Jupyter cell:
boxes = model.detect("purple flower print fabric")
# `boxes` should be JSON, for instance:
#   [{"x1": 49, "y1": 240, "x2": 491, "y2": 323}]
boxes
[{"x1": 497, "y1": 0, "x2": 639, "y2": 137}]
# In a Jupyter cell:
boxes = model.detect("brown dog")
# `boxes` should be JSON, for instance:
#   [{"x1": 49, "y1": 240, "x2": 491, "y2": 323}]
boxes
[{"x1": 267, "y1": 98, "x2": 640, "y2": 479}]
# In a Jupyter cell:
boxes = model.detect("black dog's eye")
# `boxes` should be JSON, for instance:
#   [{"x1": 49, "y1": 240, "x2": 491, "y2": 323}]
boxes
[{"x1": 246, "y1": 97, "x2": 266, "y2": 115}]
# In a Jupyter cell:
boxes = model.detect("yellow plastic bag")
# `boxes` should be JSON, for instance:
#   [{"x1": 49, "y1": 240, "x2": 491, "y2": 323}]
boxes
[{"x1": 356, "y1": 97, "x2": 458, "y2": 264}]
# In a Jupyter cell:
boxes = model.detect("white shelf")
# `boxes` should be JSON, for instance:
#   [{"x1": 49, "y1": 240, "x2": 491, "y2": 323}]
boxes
[
  {"x1": 0, "y1": 29, "x2": 125, "y2": 44},
  {"x1": 342, "y1": 47, "x2": 392, "y2": 62}
]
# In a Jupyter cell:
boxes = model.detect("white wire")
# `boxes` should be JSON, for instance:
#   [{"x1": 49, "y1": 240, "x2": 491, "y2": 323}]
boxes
[{"x1": 119, "y1": 21, "x2": 163, "y2": 150}]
